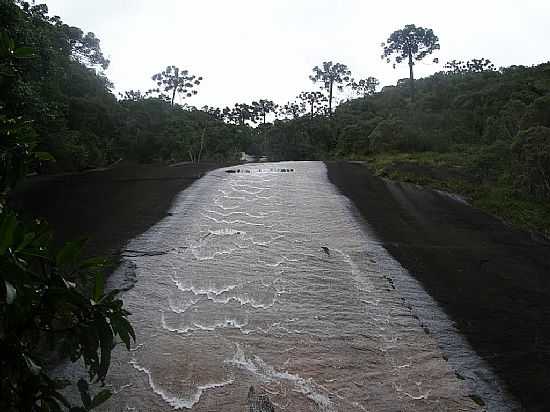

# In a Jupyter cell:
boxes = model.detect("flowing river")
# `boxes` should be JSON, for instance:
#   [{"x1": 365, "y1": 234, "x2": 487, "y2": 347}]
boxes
[{"x1": 70, "y1": 161, "x2": 518, "y2": 411}]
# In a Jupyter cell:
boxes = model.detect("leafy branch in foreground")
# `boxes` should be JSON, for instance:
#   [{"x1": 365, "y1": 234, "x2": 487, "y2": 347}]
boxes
[
  {"x1": 1, "y1": 34, "x2": 135, "y2": 411},
  {"x1": 0, "y1": 223, "x2": 135, "y2": 411}
]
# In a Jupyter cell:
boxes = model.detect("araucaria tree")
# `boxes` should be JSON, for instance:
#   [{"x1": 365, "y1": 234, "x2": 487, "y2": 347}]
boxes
[
  {"x1": 298, "y1": 91, "x2": 328, "y2": 119},
  {"x1": 382, "y1": 24, "x2": 439, "y2": 99},
  {"x1": 279, "y1": 101, "x2": 305, "y2": 120},
  {"x1": 223, "y1": 103, "x2": 254, "y2": 125},
  {"x1": 350, "y1": 77, "x2": 380, "y2": 98},
  {"x1": 444, "y1": 58, "x2": 496, "y2": 74},
  {"x1": 310, "y1": 61, "x2": 351, "y2": 115},
  {"x1": 251, "y1": 99, "x2": 277, "y2": 124},
  {"x1": 152, "y1": 65, "x2": 203, "y2": 107}
]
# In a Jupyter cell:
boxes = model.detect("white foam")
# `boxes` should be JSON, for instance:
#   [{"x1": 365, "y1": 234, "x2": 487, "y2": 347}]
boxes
[
  {"x1": 208, "y1": 228, "x2": 243, "y2": 236},
  {"x1": 190, "y1": 246, "x2": 235, "y2": 261},
  {"x1": 160, "y1": 312, "x2": 193, "y2": 334},
  {"x1": 200, "y1": 213, "x2": 265, "y2": 227},
  {"x1": 227, "y1": 344, "x2": 334, "y2": 411},
  {"x1": 170, "y1": 277, "x2": 238, "y2": 297},
  {"x1": 204, "y1": 209, "x2": 268, "y2": 219},
  {"x1": 228, "y1": 185, "x2": 265, "y2": 195},
  {"x1": 170, "y1": 278, "x2": 276, "y2": 309},
  {"x1": 167, "y1": 295, "x2": 198, "y2": 314},
  {"x1": 129, "y1": 358, "x2": 233, "y2": 409}
]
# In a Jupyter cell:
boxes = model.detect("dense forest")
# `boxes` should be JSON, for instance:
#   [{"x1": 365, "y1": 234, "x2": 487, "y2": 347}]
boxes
[
  {"x1": 2, "y1": 0, "x2": 550, "y2": 410},
  {"x1": 0, "y1": 0, "x2": 263, "y2": 173},
  {"x1": 264, "y1": 62, "x2": 550, "y2": 235}
]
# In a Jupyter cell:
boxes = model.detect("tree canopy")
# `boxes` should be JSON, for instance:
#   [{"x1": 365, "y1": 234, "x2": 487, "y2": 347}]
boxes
[
  {"x1": 310, "y1": 61, "x2": 351, "y2": 114},
  {"x1": 382, "y1": 24, "x2": 440, "y2": 98},
  {"x1": 151, "y1": 65, "x2": 203, "y2": 107}
]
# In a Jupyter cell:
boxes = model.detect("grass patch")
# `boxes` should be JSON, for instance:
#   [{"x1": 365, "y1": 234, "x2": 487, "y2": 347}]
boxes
[{"x1": 364, "y1": 151, "x2": 550, "y2": 237}]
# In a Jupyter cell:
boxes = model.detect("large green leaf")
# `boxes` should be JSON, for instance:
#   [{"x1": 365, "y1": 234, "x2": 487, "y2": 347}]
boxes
[
  {"x1": 91, "y1": 389, "x2": 112, "y2": 408},
  {"x1": 34, "y1": 151, "x2": 55, "y2": 161},
  {"x1": 14, "y1": 46, "x2": 34, "y2": 58},
  {"x1": 110, "y1": 314, "x2": 135, "y2": 350},
  {"x1": 77, "y1": 379, "x2": 92, "y2": 409},
  {"x1": 5, "y1": 280, "x2": 16, "y2": 304},
  {"x1": 56, "y1": 239, "x2": 85, "y2": 266},
  {"x1": 96, "y1": 317, "x2": 113, "y2": 381},
  {"x1": 93, "y1": 272, "x2": 104, "y2": 302},
  {"x1": 0, "y1": 213, "x2": 17, "y2": 254},
  {"x1": 15, "y1": 231, "x2": 36, "y2": 252},
  {"x1": 23, "y1": 353, "x2": 42, "y2": 375}
]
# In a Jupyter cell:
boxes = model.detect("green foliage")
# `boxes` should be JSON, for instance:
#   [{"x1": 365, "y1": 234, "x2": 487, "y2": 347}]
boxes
[
  {"x1": 512, "y1": 126, "x2": 550, "y2": 201},
  {"x1": 483, "y1": 116, "x2": 512, "y2": 143},
  {"x1": 1, "y1": 1, "x2": 116, "y2": 172},
  {"x1": 1, "y1": 2, "x2": 249, "y2": 171},
  {"x1": 444, "y1": 58, "x2": 496, "y2": 74},
  {"x1": 263, "y1": 58, "x2": 550, "y2": 235},
  {"x1": 365, "y1": 149, "x2": 550, "y2": 236},
  {"x1": 0, "y1": 115, "x2": 40, "y2": 193},
  {"x1": 382, "y1": 24, "x2": 440, "y2": 68},
  {"x1": 0, "y1": 207, "x2": 135, "y2": 411},
  {"x1": 349, "y1": 77, "x2": 379, "y2": 98},
  {"x1": 279, "y1": 100, "x2": 305, "y2": 120},
  {"x1": 520, "y1": 95, "x2": 550, "y2": 130},
  {"x1": 297, "y1": 91, "x2": 327, "y2": 118},
  {"x1": 0, "y1": 110, "x2": 135, "y2": 411},
  {"x1": 251, "y1": 99, "x2": 277, "y2": 124},
  {"x1": 1, "y1": 14, "x2": 134, "y2": 410}
]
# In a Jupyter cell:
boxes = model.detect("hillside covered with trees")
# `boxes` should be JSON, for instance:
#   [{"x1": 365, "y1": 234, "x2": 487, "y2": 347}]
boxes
[
  {"x1": 1, "y1": 0, "x2": 261, "y2": 173},
  {"x1": 263, "y1": 61, "x2": 550, "y2": 236}
]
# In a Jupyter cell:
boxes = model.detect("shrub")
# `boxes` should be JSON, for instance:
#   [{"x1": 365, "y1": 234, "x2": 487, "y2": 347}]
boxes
[
  {"x1": 520, "y1": 95, "x2": 550, "y2": 130},
  {"x1": 1, "y1": 113, "x2": 135, "y2": 411},
  {"x1": 512, "y1": 126, "x2": 550, "y2": 200}
]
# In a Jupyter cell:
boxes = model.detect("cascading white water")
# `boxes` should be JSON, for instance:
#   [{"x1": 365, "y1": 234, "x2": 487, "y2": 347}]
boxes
[{"x1": 72, "y1": 161, "x2": 514, "y2": 411}]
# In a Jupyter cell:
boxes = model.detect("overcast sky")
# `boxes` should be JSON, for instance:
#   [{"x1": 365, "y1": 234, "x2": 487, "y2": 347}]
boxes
[{"x1": 41, "y1": 0, "x2": 550, "y2": 108}]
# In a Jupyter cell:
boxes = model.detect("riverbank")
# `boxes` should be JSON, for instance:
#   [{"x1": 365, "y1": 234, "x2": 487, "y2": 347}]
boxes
[
  {"x1": 364, "y1": 151, "x2": 550, "y2": 238},
  {"x1": 10, "y1": 161, "x2": 227, "y2": 261},
  {"x1": 326, "y1": 160, "x2": 550, "y2": 411}
]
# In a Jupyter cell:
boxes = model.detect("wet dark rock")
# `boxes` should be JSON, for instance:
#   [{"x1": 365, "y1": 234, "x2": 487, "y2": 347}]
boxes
[
  {"x1": 115, "y1": 260, "x2": 137, "y2": 292},
  {"x1": 326, "y1": 161, "x2": 550, "y2": 410}
]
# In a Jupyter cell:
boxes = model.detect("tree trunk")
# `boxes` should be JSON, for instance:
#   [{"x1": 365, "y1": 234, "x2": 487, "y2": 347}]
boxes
[
  {"x1": 310, "y1": 102, "x2": 314, "y2": 119},
  {"x1": 329, "y1": 83, "x2": 334, "y2": 114},
  {"x1": 408, "y1": 51, "x2": 415, "y2": 100},
  {"x1": 197, "y1": 125, "x2": 207, "y2": 164},
  {"x1": 171, "y1": 85, "x2": 177, "y2": 107}
]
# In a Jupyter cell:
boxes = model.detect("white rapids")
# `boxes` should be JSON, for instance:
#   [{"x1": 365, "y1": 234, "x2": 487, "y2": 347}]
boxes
[{"x1": 69, "y1": 161, "x2": 515, "y2": 411}]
